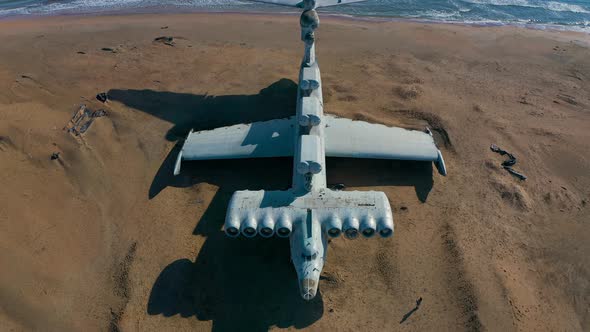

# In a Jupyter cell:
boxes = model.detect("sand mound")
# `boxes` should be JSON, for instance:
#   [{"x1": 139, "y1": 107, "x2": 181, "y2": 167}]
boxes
[
  {"x1": 489, "y1": 177, "x2": 532, "y2": 211},
  {"x1": 395, "y1": 84, "x2": 423, "y2": 100}
]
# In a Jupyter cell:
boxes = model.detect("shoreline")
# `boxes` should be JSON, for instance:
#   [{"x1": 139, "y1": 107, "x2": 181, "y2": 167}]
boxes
[{"x1": 0, "y1": 6, "x2": 589, "y2": 35}]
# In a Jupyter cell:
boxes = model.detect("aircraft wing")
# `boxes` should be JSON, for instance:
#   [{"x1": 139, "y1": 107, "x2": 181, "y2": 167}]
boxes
[
  {"x1": 324, "y1": 116, "x2": 448, "y2": 175},
  {"x1": 174, "y1": 117, "x2": 295, "y2": 175},
  {"x1": 250, "y1": 0, "x2": 367, "y2": 8},
  {"x1": 224, "y1": 189, "x2": 394, "y2": 238}
]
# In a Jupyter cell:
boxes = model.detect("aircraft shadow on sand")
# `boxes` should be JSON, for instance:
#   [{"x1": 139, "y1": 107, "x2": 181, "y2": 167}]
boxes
[
  {"x1": 108, "y1": 79, "x2": 434, "y2": 202},
  {"x1": 109, "y1": 79, "x2": 434, "y2": 331}
]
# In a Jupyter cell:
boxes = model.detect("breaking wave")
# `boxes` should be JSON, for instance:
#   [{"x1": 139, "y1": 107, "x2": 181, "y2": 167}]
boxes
[
  {"x1": 464, "y1": 0, "x2": 590, "y2": 14},
  {"x1": 0, "y1": 0, "x2": 589, "y2": 32}
]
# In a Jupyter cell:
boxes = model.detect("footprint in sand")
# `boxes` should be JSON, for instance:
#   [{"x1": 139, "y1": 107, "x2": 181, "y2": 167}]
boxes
[
  {"x1": 489, "y1": 177, "x2": 532, "y2": 212},
  {"x1": 11, "y1": 74, "x2": 55, "y2": 98},
  {"x1": 0, "y1": 136, "x2": 15, "y2": 152}
]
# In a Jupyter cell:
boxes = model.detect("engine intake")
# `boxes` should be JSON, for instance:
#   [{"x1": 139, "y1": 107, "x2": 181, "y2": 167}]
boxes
[
  {"x1": 275, "y1": 213, "x2": 292, "y2": 238},
  {"x1": 224, "y1": 213, "x2": 241, "y2": 238},
  {"x1": 241, "y1": 214, "x2": 258, "y2": 238},
  {"x1": 360, "y1": 215, "x2": 377, "y2": 238},
  {"x1": 258, "y1": 214, "x2": 275, "y2": 238},
  {"x1": 324, "y1": 215, "x2": 342, "y2": 238},
  {"x1": 343, "y1": 216, "x2": 359, "y2": 239},
  {"x1": 377, "y1": 214, "x2": 394, "y2": 238}
]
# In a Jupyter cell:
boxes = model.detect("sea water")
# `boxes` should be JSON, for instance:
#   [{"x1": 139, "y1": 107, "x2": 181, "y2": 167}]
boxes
[{"x1": 0, "y1": 0, "x2": 589, "y2": 32}]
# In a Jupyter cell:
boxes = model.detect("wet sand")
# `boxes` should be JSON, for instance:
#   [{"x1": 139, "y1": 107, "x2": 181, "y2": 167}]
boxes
[{"x1": 0, "y1": 13, "x2": 589, "y2": 331}]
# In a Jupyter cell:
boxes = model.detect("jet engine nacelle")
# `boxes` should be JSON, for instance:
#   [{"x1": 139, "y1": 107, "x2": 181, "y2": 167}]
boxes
[
  {"x1": 224, "y1": 213, "x2": 241, "y2": 238},
  {"x1": 360, "y1": 215, "x2": 377, "y2": 238},
  {"x1": 275, "y1": 214, "x2": 293, "y2": 238},
  {"x1": 241, "y1": 214, "x2": 258, "y2": 238},
  {"x1": 377, "y1": 214, "x2": 394, "y2": 238},
  {"x1": 258, "y1": 214, "x2": 275, "y2": 238},
  {"x1": 299, "y1": 96, "x2": 322, "y2": 127},
  {"x1": 324, "y1": 215, "x2": 342, "y2": 238},
  {"x1": 343, "y1": 216, "x2": 359, "y2": 239},
  {"x1": 297, "y1": 135, "x2": 322, "y2": 175}
]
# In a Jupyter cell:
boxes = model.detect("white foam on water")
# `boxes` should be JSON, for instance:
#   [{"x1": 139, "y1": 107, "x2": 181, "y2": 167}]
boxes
[
  {"x1": 40, "y1": 0, "x2": 144, "y2": 12},
  {"x1": 1, "y1": 0, "x2": 588, "y2": 33},
  {"x1": 0, "y1": 0, "x2": 253, "y2": 17},
  {"x1": 545, "y1": 1, "x2": 589, "y2": 14},
  {"x1": 464, "y1": 0, "x2": 589, "y2": 14},
  {"x1": 405, "y1": 9, "x2": 462, "y2": 19},
  {"x1": 463, "y1": 0, "x2": 532, "y2": 8}
]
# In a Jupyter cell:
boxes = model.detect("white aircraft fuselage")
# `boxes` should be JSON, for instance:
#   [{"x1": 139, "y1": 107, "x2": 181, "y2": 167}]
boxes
[
  {"x1": 174, "y1": 0, "x2": 447, "y2": 301},
  {"x1": 289, "y1": 38, "x2": 329, "y2": 299}
]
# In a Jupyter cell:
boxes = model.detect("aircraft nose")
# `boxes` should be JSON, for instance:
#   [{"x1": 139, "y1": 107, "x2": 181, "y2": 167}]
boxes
[{"x1": 300, "y1": 278, "x2": 318, "y2": 301}]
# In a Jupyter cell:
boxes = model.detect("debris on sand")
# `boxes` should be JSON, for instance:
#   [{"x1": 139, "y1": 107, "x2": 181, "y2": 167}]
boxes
[
  {"x1": 504, "y1": 167, "x2": 527, "y2": 181},
  {"x1": 64, "y1": 104, "x2": 88, "y2": 134},
  {"x1": 78, "y1": 110, "x2": 107, "y2": 134},
  {"x1": 96, "y1": 92, "x2": 109, "y2": 103},
  {"x1": 101, "y1": 47, "x2": 116, "y2": 53},
  {"x1": 64, "y1": 104, "x2": 107, "y2": 136},
  {"x1": 556, "y1": 93, "x2": 577, "y2": 106},
  {"x1": 160, "y1": 26, "x2": 168, "y2": 29},
  {"x1": 77, "y1": 118, "x2": 93, "y2": 134},
  {"x1": 77, "y1": 51, "x2": 86, "y2": 55},
  {"x1": 92, "y1": 109, "x2": 107, "y2": 118},
  {"x1": 400, "y1": 297, "x2": 423, "y2": 324},
  {"x1": 490, "y1": 144, "x2": 527, "y2": 180},
  {"x1": 50, "y1": 152, "x2": 60, "y2": 160},
  {"x1": 154, "y1": 36, "x2": 175, "y2": 46}
]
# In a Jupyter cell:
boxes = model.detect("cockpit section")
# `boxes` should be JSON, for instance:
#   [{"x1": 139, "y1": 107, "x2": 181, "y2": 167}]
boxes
[
  {"x1": 302, "y1": 252, "x2": 318, "y2": 261},
  {"x1": 290, "y1": 209, "x2": 327, "y2": 300}
]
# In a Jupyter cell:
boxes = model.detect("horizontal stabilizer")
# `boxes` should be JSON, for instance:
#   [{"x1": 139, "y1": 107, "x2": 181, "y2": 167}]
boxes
[
  {"x1": 174, "y1": 117, "x2": 295, "y2": 175},
  {"x1": 224, "y1": 189, "x2": 394, "y2": 238},
  {"x1": 324, "y1": 116, "x2": 447, "y2": 176},
  {"x1": 250, "y1": 0, "x2": 367, "y2": 8}
]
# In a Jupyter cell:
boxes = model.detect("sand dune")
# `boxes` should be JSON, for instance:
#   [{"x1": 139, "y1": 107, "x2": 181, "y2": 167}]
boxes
[{"x1": 0, "y1": 13, "x2": 589, "y2": 331}]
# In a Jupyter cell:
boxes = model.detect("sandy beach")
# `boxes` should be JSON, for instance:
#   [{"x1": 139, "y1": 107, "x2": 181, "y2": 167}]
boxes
[{"x1": 0, "y1": 12, "x2": 589, "y2": 331}]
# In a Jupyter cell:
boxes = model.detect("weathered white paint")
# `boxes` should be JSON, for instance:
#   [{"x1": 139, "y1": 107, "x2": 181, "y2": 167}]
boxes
[{"x1": 173, "y1": 0, "x2": 446, "y2": 300}]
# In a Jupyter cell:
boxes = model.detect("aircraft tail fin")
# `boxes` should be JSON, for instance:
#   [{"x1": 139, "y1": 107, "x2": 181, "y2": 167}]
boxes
[{"x1": 223, "y1": 189, "x2": 394, "y2": 239}]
